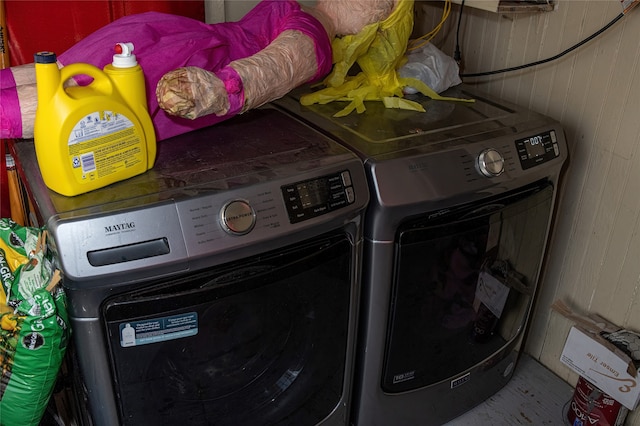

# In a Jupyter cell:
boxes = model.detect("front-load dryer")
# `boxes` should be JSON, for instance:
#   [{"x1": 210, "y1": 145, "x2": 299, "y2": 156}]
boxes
[{"x1": 274, "y1": 85, "x2": 568, "y2": 425}]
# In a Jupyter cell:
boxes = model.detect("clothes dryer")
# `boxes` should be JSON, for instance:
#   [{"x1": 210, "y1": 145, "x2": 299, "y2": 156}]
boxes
[
  {"x1": 274, "y1": 85, "x2": 568, "y2": 425},
  {"x1": 10, "y1": 107, "x2": 369, "y2": 426}
]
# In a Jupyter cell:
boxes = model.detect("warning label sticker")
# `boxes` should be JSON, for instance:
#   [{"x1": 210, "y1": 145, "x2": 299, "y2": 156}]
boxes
[{"x1": 119, "y1": 312, "x2": 198, "y2": 348}]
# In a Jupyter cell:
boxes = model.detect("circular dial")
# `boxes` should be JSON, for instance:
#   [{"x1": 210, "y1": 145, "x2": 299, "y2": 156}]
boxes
[
  {"x1": 477, "y1": 148, "x2": 505, "y2": 177},
  {"x1": 220, "y1": 200, "x2": 256, "y2": 235}
]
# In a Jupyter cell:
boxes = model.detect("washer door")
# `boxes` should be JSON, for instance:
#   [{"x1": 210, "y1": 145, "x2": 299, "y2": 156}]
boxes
[{"x1": 103, "y1": 232, "x2": 353, "y2": 426}]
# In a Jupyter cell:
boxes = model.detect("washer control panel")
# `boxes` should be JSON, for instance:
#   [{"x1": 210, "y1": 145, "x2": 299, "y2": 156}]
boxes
[
  {"x1": 282, "y1": 170, "x2": 355, "y2": 224},
  {"x1": 515, "y1": 129, "x2": 561, "y2": 170}
]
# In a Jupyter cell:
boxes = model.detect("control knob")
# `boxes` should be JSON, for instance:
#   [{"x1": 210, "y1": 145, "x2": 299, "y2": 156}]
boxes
[
  {"x1": 220, "y1": 200, "x2": 256, "y2": 235},
  {"x1": 477, "y1": 148, "x2": 505, "y2": 177}
]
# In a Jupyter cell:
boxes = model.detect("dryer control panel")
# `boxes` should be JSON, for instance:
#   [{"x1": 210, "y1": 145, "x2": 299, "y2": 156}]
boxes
[{"x1": 515, "y1": 129, "x2": 561, "y2": 170}]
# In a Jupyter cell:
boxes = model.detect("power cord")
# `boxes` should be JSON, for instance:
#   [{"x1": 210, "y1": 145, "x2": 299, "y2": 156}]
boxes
[
  {"x1": 459, "y1": 10, "x2": 626, "y2": 78},
  {"x1": 454, "y1": 0, "x2": 466, "y2": 65}
]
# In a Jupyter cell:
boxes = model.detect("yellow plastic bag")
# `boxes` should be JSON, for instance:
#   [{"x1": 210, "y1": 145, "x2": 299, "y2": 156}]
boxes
[{"x1": 301, "y1": 0, "x2": 473, "y2": 116}]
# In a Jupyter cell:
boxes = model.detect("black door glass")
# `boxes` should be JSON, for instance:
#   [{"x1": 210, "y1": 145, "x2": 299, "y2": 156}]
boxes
[
  {"x1": 383, "y1": 183, "x2": 554, "y2": 393},
  {"x1": 103, "y1": 232, "x2": 352, "y2": 426}
]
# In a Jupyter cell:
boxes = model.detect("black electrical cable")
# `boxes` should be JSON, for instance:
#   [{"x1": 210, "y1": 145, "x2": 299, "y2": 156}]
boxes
[
  {"x1": 454, "y1": 0, "x2": 466, "y2": 63},
  {"x1": 460, "y1": 11, "x2": 625, "y2": 78}
]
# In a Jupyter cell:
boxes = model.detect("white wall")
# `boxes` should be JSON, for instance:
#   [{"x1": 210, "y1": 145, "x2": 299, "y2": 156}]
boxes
[
  {"x1": 204, "y1": 0, "x2": 226, "y2": 23},
  {"x1": 205, "y1": 0, "x2": 317, "y2": 23},
  {"x1": 416, "y1": 0, "x2": 640, "y2": 421}
]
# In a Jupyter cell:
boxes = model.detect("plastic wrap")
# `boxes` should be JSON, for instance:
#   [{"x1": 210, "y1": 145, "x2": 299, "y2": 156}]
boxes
[
  {"x1": 300, "y1": 0, "x2": 425, "y2": 116},
  {"x1": 232, "y1": 30, "x2": 318, "y2": 111},
  {"x1": 399, "y1": 42, "x2": 462, "y2": 94},
  {"x1": 156, "y1": 66, "x2": 229, "y2": 119}
]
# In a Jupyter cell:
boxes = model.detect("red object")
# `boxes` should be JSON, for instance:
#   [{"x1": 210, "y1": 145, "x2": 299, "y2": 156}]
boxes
[
  {"x1": 1, "y1": 1, "x2": 204, "y2": 215},
  {"x1": 4, "y1": 0, "x2": 205, "y2": 66},
  {"x1": 567, "y1": 376, "x2": 628, "y2": 426}
]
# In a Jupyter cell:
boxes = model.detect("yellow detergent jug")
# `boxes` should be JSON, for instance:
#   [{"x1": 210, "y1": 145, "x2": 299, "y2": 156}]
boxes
[{"x1": 33, "y1": 43, "x2": 156, "y2": 196}]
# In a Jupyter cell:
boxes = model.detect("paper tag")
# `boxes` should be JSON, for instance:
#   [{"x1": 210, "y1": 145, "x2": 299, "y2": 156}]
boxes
[{"x1": 475, "y1": 271, "x2": 510, "y2": 318}]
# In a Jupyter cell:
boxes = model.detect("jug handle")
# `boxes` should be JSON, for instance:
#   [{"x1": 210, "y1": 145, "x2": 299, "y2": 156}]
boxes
[{"x1": 59, "y1": 63, "x2": 113, "y2": 96}]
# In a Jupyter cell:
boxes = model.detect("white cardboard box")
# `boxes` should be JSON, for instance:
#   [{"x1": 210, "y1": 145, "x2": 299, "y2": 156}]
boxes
[{"x1": 561, "y1": 326, "x2": 640, "y2": 410}]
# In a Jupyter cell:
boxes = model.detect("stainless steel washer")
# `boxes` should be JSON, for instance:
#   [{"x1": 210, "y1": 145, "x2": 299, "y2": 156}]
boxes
[
  {"x1": 274, "y1": 85, "x2": 568, "y2": 425},
  {"x1": 10, "y1": 107, "x2": 369, "y2": 426}
]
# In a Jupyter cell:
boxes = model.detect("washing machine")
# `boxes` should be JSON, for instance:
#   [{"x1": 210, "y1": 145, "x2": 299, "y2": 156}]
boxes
[
  {"x1": 9, "y1": 106, "x2": 369, "y2": 426},
  {"x1": 273, "y1": 84, "x2": 568, "y2": 425}
]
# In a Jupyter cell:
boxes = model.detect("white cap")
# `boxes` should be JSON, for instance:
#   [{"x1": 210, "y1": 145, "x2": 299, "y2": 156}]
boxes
[{"x1": 112, "y1": 42, "x2": 138, "y2": 68}]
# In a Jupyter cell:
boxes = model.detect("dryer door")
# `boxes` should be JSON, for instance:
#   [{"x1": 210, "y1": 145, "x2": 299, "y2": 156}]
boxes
[
  {"x1": 103, "y1": 231, "x2": 353, "y2": 425},
  {"x1": 383, "y1": 181, "x2": 554, "y2": 393}
]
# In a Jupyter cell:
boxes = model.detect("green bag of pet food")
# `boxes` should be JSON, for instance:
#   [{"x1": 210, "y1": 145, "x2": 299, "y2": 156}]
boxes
[{"x1": 0, "y1": 222, "x2": 69, "y2": 426}]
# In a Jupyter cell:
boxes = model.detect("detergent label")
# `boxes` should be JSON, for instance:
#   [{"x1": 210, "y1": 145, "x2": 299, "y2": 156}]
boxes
[
  {"x1": 119, "y1": 312, "x2": 198, "y2": 348},
  {"x1": 67, "y1": 110, "x2": 145, "y2": 181}
]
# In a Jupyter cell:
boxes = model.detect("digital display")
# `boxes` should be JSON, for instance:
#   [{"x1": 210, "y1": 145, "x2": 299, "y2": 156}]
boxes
[
  {"x1": 523, "y1": 135, "x2": 546, "y2": 159},
  {"x1": 515, "y1": 130, "x2": 559, "y2": 170},
  {"x1": 297, "y1": 180, "x2": 328, "y2": 208},
  {"x1": 282, "y1": 171, "x2": 353, "y2": 224}
]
